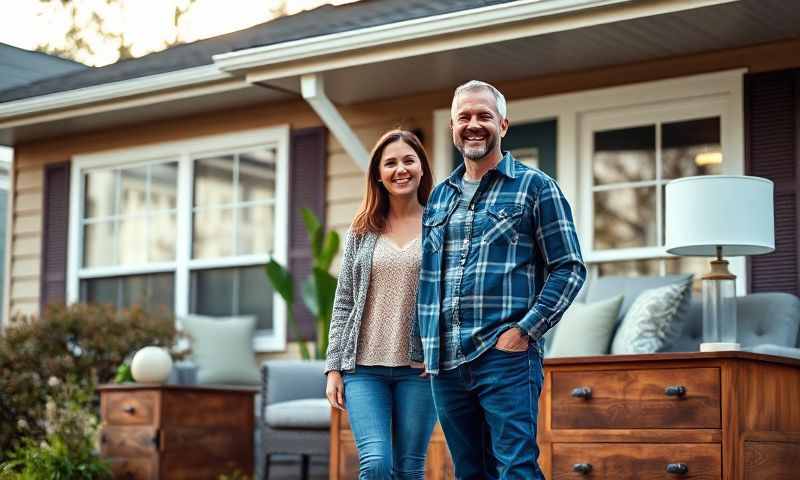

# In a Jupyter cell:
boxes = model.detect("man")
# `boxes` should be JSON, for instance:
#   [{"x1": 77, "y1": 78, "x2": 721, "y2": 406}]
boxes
[{"x1": 415, "y1": 80, "x2": 586, "y2": 479}]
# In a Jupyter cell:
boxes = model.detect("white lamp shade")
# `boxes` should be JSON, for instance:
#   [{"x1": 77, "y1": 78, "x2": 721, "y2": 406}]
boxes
[{"x1": 665, "y1": 175, "x2": 774, "y2": 257}]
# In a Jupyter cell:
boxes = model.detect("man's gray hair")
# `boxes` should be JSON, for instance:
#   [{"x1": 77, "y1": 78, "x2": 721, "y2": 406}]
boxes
[{"x1": 451, "y1": 80, "x2": 508, "y2": 120}]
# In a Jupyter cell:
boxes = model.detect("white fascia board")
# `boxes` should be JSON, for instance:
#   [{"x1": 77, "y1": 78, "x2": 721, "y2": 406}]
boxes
[
  {"x1": 301, "y1": 74, "x2": 370, "y2": 170},
  {"x1": 0, "y1": 65, "x2": 231, "y2": 119},
  {"x1": 213, "y1": 0, "x2": 738, "y2": 72}
]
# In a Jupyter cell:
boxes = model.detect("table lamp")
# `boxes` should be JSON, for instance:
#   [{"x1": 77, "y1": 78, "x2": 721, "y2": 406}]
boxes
[{"x1": 665, "y1": 175, "x2": 774, "y2": 352}]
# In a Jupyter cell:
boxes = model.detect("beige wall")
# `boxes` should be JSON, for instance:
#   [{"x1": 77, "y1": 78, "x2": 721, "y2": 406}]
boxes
[{"x1": 8, "y1": 37, "x2": 800, "y2": 330}]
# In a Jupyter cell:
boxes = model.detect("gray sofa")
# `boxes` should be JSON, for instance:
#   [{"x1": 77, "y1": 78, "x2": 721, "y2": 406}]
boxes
[{"x1": 547, "y1": 274, "x2": 800, "y2": 357}]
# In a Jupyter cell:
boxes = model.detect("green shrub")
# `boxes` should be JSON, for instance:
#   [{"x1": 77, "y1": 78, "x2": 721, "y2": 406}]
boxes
[
  {"x1": 0, "y1": 303, "x2": 183, "y2": 460},
  {"x1": 0, "y1": 375, "x2": 111, "y2": 480}
]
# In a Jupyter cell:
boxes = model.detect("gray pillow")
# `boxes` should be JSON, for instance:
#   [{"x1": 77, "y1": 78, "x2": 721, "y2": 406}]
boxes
[
  {"x1": 180, "y1": 314, "x2": 261, "y2": 385},
  {"x1": 548, "y1": 295, "x2": 624, "y2": 357},
  {"x1": 611, "y1": 281, "x2": 691, "y2": 354}
]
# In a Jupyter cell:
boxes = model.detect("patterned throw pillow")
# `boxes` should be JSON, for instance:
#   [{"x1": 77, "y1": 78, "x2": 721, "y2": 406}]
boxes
[{"x1": 611, "y1": 281, "x2": 691, "y2": 354}]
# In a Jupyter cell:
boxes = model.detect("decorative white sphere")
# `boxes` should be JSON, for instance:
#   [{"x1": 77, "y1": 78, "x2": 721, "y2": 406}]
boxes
[{"x1": 131, "y1": 346, "x2": 173, "y2": 384}]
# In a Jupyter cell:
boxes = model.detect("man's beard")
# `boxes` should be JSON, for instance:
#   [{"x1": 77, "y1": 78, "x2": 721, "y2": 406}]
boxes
[{"x1": 456, "y1": 132, "x2": 497, "y2": 161}]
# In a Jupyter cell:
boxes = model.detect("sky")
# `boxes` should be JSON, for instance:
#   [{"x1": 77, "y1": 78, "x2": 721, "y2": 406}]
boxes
[{"x1": 0, "y1": 0, "x2": 359, "y2": 66}]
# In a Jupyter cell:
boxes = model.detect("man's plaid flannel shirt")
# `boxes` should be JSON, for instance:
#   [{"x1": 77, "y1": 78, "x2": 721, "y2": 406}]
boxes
[{"x1": 415, "y1": 152, "x2": 586, "y2": 374}]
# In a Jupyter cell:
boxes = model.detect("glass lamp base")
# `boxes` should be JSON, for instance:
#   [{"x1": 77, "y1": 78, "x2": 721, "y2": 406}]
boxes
[{"x1": 700, "y1": 342, "x2": 741, "y2": 352}]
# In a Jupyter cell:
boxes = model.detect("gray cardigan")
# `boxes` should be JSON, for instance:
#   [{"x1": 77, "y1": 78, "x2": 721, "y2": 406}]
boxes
[{"x1": 325, "y1": 230, "x2": 424, "y2": 373}]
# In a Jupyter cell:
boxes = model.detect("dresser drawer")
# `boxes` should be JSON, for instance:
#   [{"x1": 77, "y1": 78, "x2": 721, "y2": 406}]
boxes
[
  {"x1": 101, "y1": 426, "x2": 159, "y2": 457},
  {"x1": 552, "y1": 443, "x2": 721, "y2": 479},
  {"x1": 551, "y1": 367, "x2": 721, "y2": 429},
  {"x1": 103, "y1": 391, "x2": 158, "y2": 426}
]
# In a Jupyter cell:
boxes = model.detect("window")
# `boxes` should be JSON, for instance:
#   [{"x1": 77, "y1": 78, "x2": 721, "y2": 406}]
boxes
[
  {"x1": 69, "y1": 128, "x2": 289, "y2": 351},
  {"x1": 581, "y1": 98, "x2": 742, "y2": 290}
]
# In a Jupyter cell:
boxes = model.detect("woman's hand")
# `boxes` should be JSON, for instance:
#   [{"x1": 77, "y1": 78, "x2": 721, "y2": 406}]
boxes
[
  {"x1": 326, "y1": 371, "x2": 346, "y2": 411},
  {"x1": 410, "y1": 361, "x2": 429, "y2": 378}
]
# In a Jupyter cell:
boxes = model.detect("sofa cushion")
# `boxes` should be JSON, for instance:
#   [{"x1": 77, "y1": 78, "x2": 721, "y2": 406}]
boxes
[
  {"x1": 585, "y1": 274, "x2": 693, "y2": 321},
  {"x1": 611, "y1": 280, "x2": 691, "y2": 354},
  {"x1": 179, "y1": 314, "x2": 261, "y2": 385},
  {"x1": 265, "y1": 398, "x2": 331, "y2": 430},
  {"x1": 548, "y1": 295, "x2": 624, "y2": 357}
]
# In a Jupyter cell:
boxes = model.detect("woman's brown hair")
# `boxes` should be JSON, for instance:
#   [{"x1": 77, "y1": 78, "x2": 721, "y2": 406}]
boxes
[{"x1": 351, "y1": 129, "x2": 433, "y2": 235}]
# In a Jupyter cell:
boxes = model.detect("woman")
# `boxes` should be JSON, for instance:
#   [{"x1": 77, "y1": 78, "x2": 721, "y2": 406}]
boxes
[{"x1": 325, "y1": 130, "x2": 436, "y2": 479}]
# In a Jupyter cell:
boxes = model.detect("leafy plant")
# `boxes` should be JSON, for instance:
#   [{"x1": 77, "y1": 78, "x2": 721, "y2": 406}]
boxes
[
  {"x1": 265, "y1": 208, "x2": 340, "y2": 359},
  {"x1": 0, "y1": 375, "x2": 111, "y2": 480},
  {"x1": 0, "y1": 303, "x2": 184, "y2": 459}
]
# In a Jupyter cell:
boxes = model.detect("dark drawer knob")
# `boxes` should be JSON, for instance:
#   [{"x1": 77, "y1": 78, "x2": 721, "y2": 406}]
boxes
[
  {"x1": 570, "y1": 387, "x2": 592, "y2": 399},
  {"x1": 572, "y1": 463, "x2": 592, "y2": 474},
  {"x1": 122, "y1": 405, "x2": 136, "y2": 414},
  {"x1": 666, "y1": 463, "x2": 688, "y2": 475},
  {"x1": 665, "y1": 385, "x2": 687, "y2": 397}
]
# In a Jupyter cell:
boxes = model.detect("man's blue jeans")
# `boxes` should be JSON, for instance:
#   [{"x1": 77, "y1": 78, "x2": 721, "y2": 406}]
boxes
[
  {"x1": 343, "y1": 365, "x2": 438, "y2": 480},
  {"x1": 431, "y1": 345, "x2": 546, "y2": 480}
]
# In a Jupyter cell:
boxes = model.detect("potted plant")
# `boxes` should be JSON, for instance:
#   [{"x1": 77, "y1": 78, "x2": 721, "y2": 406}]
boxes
[{"x1": 265, "y1": 208, "x2": 339, "y2": 359}]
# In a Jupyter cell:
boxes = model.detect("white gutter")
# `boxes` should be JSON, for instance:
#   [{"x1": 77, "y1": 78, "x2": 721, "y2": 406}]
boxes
[
  {"x1": 0, "y1": 64, "x2": 232, "y2": 119},
  {"x1": 301, "y1": 74, "x2": 369, "y2": 170},
  {"x1": 213, "y1": 0, "x2": 738, "y2": 72}
]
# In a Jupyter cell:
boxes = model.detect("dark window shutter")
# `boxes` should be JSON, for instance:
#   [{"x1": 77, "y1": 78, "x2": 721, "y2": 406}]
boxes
[
  {"x1": 40, "y1": 162, "x2": 70, "y2": 313},
  {"x1": 745, "y1": 70, "x2": 800, "y2": 296},
  {"x1": 288, "y1": 127, "x2": 327, "y2": 340}
]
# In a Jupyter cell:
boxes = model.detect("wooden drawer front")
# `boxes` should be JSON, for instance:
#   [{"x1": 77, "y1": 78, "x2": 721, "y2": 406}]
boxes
[
  {"x1": 551, "y1": 368, "x2": 721, "y2": 429},
  {"x1": 552, "y1": 443, "x2": 721, "y2": 479},
  {"x1": 103, "y1": 391, "x2": 158, "y2": 426},
  {"x1": 109, "y1": 457, "x2": 157, "y2": 480},
  {"x1": 101, "y1": 426, "x2": 158, "y2": 457},
  {"x1": 161, "y1": 391, "x2": 252, "y2": 428}
]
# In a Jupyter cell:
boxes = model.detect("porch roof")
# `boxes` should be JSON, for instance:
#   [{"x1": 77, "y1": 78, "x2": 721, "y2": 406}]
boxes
[{"x1": 1, "y1": 0, "x2": 799, "y2": 146}]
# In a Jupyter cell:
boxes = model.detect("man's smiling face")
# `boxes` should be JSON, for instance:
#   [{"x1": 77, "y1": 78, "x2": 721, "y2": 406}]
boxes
[{"x1": 451, "y1": 88, "x2": 508, "y2": 162}]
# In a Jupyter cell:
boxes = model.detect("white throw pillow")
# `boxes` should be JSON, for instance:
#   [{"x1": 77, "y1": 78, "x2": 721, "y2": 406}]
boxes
[
  {"x1": 611, "y1": 281, "x2": 691, "y2": 354},
  {"x1": 180, "y1": 314, "x2": 261, "y2": 385},
  {"x1": 548, "y1": 295, "x2": 624, "y2": 357}
]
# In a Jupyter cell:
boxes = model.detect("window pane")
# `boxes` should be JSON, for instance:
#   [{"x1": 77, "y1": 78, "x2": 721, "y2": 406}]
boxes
[
  {"x1": 239, "y1": 149, "x2": 276, "y2": 203},
  {"x1": 119, "y1": 166, "x2": 148, "y2": 215},
  {"x1": 84, "y1": 170, "x2": 116, "y2": 219},
  {"x1": 117, "y1": 217, "x2": 147, "y2": 265},
  {"x1": 81, "y1": 272, "x2": 174, "y2": 315},
  {"x1": 594, "y1": 187, "x2": 657, "y2": 250},
  {"x1": 662, "y1": 117, "x2": 722, "y2": 180},
  {"x1": 190, "y1": 265, "x2": 273, "y2": 331},
  {"x1": 193, "y1": 208, "x2": 234, "y2": 259},
  {"x1": 194, "y1": 155, "x2": 234, "y2": 208},
  {"x1": 238, "y1": 204, "x2": 274, "y2": 255},
  {"x1": 150, "y1": 162, "x2": 178, "y2": 210},
  {"x1": 596, "y1": 259, "x2": 663, "y2": 277},
  {"x1": 150, "y1": 212, "x2": 177, "y2": 262},
  {"x1": 666, "y1": 256, "x2": 708, "y2": 294},
  {"x1": 83, "y1": 222, "x2": 115, "y2": 267},
  {"x1": 593, "y1": 125, "x2": 656, "y2": 185}
]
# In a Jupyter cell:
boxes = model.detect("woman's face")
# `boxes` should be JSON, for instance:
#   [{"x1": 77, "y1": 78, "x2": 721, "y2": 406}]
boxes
[{"x1": 378, "y1": 139, "x2": 424, "y2": 199}]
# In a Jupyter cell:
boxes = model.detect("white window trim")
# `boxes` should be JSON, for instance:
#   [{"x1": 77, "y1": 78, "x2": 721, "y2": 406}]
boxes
[
  {"x1": 433, "y1": 69, "x2": 747, "y2": 292},
  {"x1": 68, "y1": 126, "x2": 290, "y2": 351}
]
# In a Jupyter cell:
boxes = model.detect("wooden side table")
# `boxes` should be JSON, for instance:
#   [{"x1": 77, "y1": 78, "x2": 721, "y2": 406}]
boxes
[
  {"x1": 97, "y1": 384, "x2": 258, "y2": 480},
  {"x1": 329, "y1": 409, "x2": 453, "y2": 480},
  {"x1": 539, "y1": 351, "x2": 800, "y2": 479}
]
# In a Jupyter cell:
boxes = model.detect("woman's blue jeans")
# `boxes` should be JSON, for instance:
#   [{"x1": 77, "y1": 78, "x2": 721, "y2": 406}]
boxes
[{"x1": 343, "y1": 365, "x2": 437, "y2": 480}]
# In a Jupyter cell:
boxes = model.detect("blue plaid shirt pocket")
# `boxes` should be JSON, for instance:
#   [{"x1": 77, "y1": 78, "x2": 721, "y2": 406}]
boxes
[
  {"x1": 423, "y1": 211, "x2": 448, "y2": 252},
  {"x1": 483, "y1": 203, "x2": 524, "y2": 245}
]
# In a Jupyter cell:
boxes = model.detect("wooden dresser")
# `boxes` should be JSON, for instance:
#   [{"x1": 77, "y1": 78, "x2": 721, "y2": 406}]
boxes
[
  {"x1": 539, "y1": 352, "x2": 800, "y2": 480},
  {"x1": 97, "y1": 384, "x2": 258, "y2": 480}
]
